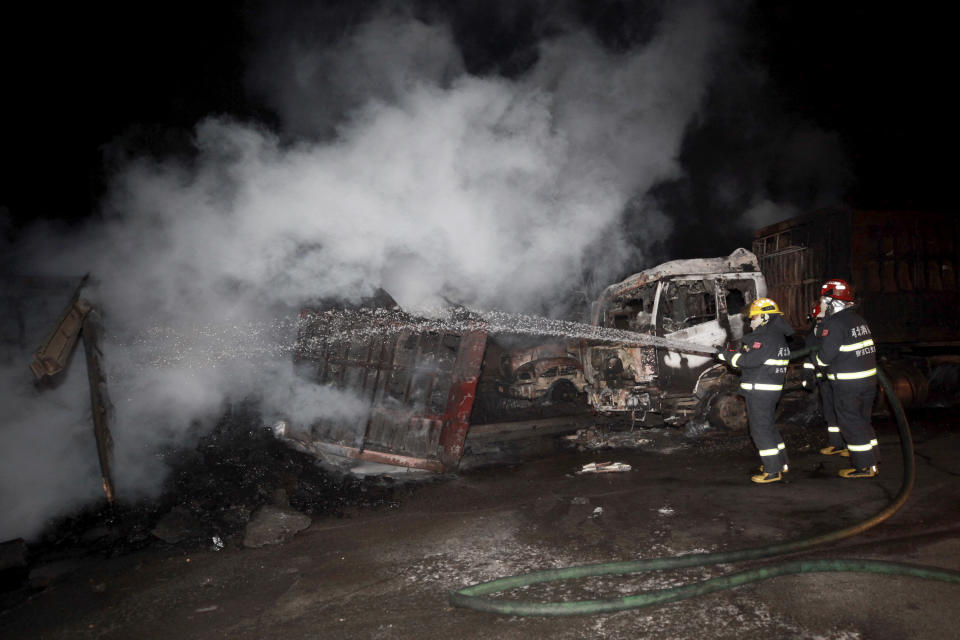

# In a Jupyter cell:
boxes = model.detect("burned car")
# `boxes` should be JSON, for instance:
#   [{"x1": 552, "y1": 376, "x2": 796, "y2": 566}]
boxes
[
  {"x1": 584, "y1": 248, "x2": 765, "y2": 428},
  {"x1": 496, "y1": 341, "x2": 588, "y2": 403}
]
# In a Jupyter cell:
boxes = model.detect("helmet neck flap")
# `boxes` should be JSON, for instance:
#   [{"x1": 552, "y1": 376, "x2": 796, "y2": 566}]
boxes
[
  {"x1": 822, "y1": 296, "x2": 851, "y2": 317},
  {"x1": 749, "y1": 314, "x2": 769, "y2": 331}
]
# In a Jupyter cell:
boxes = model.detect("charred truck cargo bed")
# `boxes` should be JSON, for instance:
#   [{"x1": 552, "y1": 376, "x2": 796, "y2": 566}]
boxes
[
  {"x1": 754, "y1": 209, "x2": 960, "y2": 344},
  {"x1": 288, "y1": 307, "x2": 487, "y2": 473},
  {"x1": 754, "y1": 208, "x2": 960, "y2": 406}
]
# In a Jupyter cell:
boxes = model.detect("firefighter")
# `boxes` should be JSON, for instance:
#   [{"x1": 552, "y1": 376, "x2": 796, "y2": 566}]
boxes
[
  {"x1": 814, "y1": 278, "x2": 879, "y2": 478},
  {"x1": 718, "y1": 297, "x2": 793, "y2": 483},
  {"x1": 802, "y1": 303, "x2": 846, "y2": 457}
]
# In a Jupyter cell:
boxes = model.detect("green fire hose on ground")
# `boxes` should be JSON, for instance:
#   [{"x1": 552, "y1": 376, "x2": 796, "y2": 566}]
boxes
[{"x1": 449, "y1": 349, "x2": 960, "y2": 616}]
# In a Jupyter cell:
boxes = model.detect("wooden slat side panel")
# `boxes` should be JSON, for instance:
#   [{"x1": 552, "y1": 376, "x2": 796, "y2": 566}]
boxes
[{"x1": 756, "y1": 210, "x2": 960, "y2": 344}]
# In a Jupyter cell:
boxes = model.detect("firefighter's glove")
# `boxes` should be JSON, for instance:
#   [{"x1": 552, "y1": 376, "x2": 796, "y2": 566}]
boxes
[{"x1": 717, "y1": 347, "x2": 736, "y2": 363}]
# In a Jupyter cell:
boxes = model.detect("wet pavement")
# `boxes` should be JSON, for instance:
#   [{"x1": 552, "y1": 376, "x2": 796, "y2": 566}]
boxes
[{"x1": 2, "y1": 410, "x2": 959, "y2": 640}]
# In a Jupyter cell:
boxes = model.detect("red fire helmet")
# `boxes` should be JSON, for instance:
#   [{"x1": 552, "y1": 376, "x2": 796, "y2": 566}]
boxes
[{"x1": 820, "y1": 278, "x2": 854, "y2": 302}]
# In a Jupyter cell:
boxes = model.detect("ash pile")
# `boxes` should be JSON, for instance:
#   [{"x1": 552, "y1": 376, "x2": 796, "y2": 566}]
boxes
[{"x1": 1, "y1": 403, "x2": 406, "y2": 597}]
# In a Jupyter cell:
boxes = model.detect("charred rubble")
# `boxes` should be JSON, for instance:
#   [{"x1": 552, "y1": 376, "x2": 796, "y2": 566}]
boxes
[{"x1": 3, "y1": 403, "x2": 410, "y2": 595}]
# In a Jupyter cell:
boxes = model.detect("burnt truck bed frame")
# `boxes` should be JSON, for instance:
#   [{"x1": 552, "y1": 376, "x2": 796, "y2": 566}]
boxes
[
  {"x1": 754, "y1": 208, "x2": 960, "y2": 347},
  {"x1": 290, "y1": 309, "x2": 488, "y2": 472}
]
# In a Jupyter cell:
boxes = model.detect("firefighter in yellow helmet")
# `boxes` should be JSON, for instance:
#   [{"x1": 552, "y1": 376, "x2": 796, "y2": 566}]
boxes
[{"x1": 717, "y1": 297, "x2": 794, "y2": 483}]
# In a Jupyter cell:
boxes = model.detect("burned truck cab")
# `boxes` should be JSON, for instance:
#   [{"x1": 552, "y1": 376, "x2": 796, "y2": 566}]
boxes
[{"x1": 585, "y1": 248, "x2": 766, "y2": 426}]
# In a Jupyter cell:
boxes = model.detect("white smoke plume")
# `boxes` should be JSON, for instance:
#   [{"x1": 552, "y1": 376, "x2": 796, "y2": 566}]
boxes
[
  {"x1": 0, "y1": 355, "x2": 104, "y2": 539},
  {"x1": 1, "y1": 1, "x2": 736, "y2": 540}
]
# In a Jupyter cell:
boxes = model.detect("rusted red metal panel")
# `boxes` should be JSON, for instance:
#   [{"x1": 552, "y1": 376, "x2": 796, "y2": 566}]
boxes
[{"x1": 439, "y1": 330, "x2": 488, "y2": 469}]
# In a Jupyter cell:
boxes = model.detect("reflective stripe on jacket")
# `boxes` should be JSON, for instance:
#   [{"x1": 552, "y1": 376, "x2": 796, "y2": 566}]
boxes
[
  {"x1": 726, "y1": 315, "x2": 793, "y2": 391},
  {"x1": 815, "y1": 308, "x2": 877, "y2": 383}
]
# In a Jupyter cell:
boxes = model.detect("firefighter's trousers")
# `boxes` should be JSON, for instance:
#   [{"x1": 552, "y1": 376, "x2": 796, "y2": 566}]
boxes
[
  {"x1": 831, "y1": 380, "x2": 878, "y2": 469},
  {"x1": 743, "y1": 390, "x2": 788, "y2": 472},
  {"x1": 819, "y1": 381, "x2": 844, "y2": 449}
]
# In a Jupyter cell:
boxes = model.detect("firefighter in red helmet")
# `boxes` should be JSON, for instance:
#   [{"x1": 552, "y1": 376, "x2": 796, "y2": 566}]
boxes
[{"x1": 811, "y1": 279, "x2": 880, "y2": 478}]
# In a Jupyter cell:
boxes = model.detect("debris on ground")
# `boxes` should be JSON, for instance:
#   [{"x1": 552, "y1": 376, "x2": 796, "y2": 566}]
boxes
[
  {"x1": 151, "y1": 505, "x2": 208, "y2": 545},
  {"x1": 242, "y1": 505, "x2": 312, "y2": 548},
  {"x1": 577, "y1": 461, "x2": 632, "y2": 473},
  {"x1": 564, "y1": 427, "x2": 652, "y2": 450}
]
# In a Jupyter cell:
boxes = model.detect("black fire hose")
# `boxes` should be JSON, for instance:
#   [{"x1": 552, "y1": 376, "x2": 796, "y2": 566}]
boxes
[{"x1": 450, "y1": 351, "x2": 960, "y2": 616}]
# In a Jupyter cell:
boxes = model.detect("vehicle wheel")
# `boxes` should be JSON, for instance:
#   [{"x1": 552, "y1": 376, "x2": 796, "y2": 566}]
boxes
[
  {"x1": 547, "y1": 379, "x2": 579, "y2": 404},
  {"x1": 707, "y1": 392, "x2": 748, "y2": 431}
]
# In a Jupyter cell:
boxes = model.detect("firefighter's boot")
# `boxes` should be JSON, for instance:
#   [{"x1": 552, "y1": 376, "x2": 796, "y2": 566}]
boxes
[
  {"x1": 820, "y1": 445, "x2": 849, "y2": 456},
  {"x1": 754, "y1": 464, "x2": 789, "y2": 475},
  {"x1": 838, "y1": 466, "x2": 878, "y2": 479},
  {"x1": 751, "y1": 470, "x2": 783, "y2": 484}
]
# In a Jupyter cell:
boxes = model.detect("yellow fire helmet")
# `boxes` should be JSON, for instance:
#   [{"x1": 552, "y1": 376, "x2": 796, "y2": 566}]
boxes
[{"x1": 747, "y1": 297, "x2": 783, "y2": 317}]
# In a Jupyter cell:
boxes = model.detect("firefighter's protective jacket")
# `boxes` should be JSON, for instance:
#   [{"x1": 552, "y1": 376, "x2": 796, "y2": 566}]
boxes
[
  {"x1": 815, "y1": 308, "x2": 877, "y2": 383},
  {"x1": 719, "y1": 315, "x2": 794, "y2": 391}
]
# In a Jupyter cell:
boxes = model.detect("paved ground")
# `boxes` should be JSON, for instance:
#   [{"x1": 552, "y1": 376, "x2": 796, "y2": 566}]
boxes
[{"x1": 3, "y1": 412, "x2": 960, "y2": 639}]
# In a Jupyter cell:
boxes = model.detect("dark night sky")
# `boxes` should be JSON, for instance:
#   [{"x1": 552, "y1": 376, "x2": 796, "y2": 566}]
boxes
[
  {"x1": 750, "y1": 4, "x2": 956, "y2": 210},
  {"x1": 1, "y1": 1, "x2": 956, "y2": 255},
  {"x1": 1, "y1": 3, "x2": 258, "y2": 225}
]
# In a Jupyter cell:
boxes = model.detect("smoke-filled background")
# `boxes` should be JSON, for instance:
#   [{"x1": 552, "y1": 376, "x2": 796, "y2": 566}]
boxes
[{"x1": 0, "y1": 1, "x2": 955, "y2": 540}]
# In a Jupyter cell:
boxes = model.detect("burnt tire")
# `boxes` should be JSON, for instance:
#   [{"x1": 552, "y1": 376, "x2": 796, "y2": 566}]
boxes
[
  {"x1": 546, "y1": 379, "x2": 579, "y2": 404},
  {"x1": 707, "y1": 392, "x2": 748, "y2": 431}
]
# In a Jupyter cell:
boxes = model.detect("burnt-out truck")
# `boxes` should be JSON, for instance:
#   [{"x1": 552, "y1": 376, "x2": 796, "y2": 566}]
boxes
[
  {"x1": 284, "y1": 250, "x2": 770, "y2": 474},
  {"x1": 581, "y1": 248, "x2": 763, "y2": 430},
  {"x1": 753, "y1": 208, "x2": 960, "y2": 407}
]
